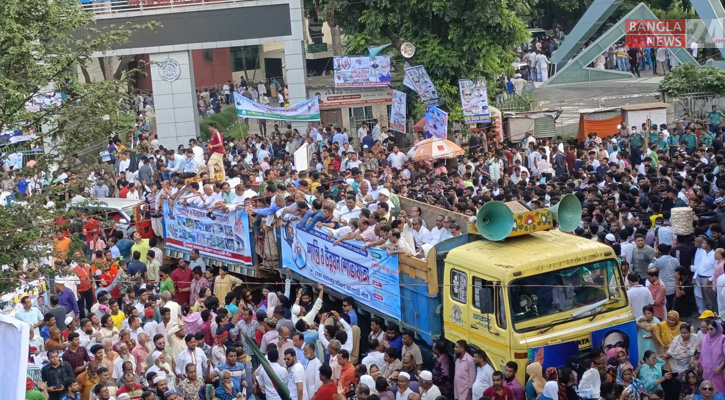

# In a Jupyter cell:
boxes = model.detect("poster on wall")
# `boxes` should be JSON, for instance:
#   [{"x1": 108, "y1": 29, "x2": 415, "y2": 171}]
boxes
[
  {"x1": 280, "y1": 222, "x2": 402, "y2": 320},
  {"x1": 458, "y1": 79, "x2": 491, "y2": 124},
  {"x1": 233, "y1": 93, "x2": 320, "y2": 121},
  {"x1": 333, "y1": 56, "x2": 392, "y2": 88},
  {"x1": 164, "y1": 201, "x2": 254, "y2": 265},
  {"x1": 404, "y1": 65, "x2": 439, "y2": 106},
  {"x1": 390, "y1": 90, "x2": 407, "y2": 133},
  {"x1": 591, "y1": 321, "x2": 639, "y2": 366},
  {"x1": 424, "y1": 106, "x2": 448, "y2": 139}
]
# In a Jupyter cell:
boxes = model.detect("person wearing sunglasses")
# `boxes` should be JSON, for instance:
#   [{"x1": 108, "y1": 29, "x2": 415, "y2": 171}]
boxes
[{"x1": 694, "y1": 380, "x2": 725, "y2": 400}]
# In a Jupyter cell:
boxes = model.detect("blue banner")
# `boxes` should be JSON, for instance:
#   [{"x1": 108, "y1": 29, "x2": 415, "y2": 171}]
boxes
[
  {"x1": 592, "y1": 321, "x2": 638, "y2": 366},
  {"x1": 281, "y1": 223, "x2": 402, "y2": 320},
  {"x1": 424, "y1": 106, "x2": 448, "y2": 139}
]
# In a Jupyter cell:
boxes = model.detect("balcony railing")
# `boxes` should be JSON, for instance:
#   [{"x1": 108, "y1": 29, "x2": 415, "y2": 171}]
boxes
[{"x1": 80, "y1": 0, "x2": 254, "y2": 16}]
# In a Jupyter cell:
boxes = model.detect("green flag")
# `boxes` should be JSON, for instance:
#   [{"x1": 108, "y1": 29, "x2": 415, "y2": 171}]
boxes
[{"x1": 242, "y1": 332, "x2": 291, "y2": 400}]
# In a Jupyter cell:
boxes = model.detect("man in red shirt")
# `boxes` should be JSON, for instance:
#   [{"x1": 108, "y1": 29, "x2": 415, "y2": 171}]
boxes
[
  {"x1": 116, "y1": 372, "x2": 144, "y2": 399},
  {"x1": 482, "y1": 371, "x2": 514, "y2": 400},
  {"x1": 170, "y1": 258, "x2": 193, "y2": 305},
  {"x1": 72, "y1": 250, "x2": 95, "y2": 318},
  {"x1": 206, "y1": 123, "x2": 226, "y2": 181},
  {"x1": 312, "y1": 365, "x2": 337, "y2": 400},
  {"x1": 337, "y1": 349, "x2": 357, "y2": 391}
]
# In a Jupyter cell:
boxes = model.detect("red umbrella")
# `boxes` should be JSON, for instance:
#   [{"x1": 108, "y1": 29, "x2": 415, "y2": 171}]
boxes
[{"x1": 413, "y1": 117, "x2": 426, "y2": 132}]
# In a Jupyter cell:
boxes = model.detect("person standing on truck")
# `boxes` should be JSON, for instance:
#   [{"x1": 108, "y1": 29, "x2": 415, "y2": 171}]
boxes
[
  {"x1": 369, "y1": 317, "x2": 385, "y2": 344},
  {"x1": 383, "y1": 325, "x2": 403, "y2": 352},
  {"x1": 453, "y1": 340, "x2": 476, "y2": 400}
]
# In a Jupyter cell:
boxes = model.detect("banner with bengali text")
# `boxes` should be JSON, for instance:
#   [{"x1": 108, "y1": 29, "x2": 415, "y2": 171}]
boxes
[
  {"x1": 458, "y1": 79, "x2": 491, "y2": 124},
  {"x1": 280, "y1": 223, "x2": 402, "y2": 320},
  {"x1": 164, "y1": 201, "x2": 254, "y2": 265},
  {"x1": 234, "y1": 93, "x2": 320, "y2": 121}
]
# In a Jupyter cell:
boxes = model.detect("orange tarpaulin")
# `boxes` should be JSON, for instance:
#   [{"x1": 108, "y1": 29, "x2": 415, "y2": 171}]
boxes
[{"x1": 578, "y1": 114, "x2": 621, "y2": 143}]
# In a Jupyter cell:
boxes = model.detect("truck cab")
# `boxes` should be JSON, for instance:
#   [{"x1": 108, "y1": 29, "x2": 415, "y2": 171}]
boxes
[{"x1": 442, "y1": 230, "x2": 633, "y2": 381}]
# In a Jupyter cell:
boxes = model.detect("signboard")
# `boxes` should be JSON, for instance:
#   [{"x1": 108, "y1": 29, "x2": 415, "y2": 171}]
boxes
[
  {"x1": 404, "y1": 65, "x2": 439, "y2": 106},
  {"x1": 333, "y1": 56, "x2": 392, "y2": 88},
  {"x1": 390, "y1": 90, "x2": 406, "y2": 133},
  {"x1": 280, "y1": 223, "x2": 402, "y2": 320},
  {"x1": 424, "y1": 106, "x2": 448, "y2": 139},
  {"x1": 458, "y1": 79, "x2": 491, "y2": 124},
  {"x1": 233, "y1": 93, "x2": 320, "y2": 122},
  {"x1": 164, "y1": 201, "x2": 254, "y2": 265}
]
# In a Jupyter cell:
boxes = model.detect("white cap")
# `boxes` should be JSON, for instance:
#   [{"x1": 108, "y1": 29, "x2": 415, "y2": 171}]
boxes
[
  {"x1": 64, "y1": 316, "x2": 73, "y2": 325},
  {"x1": 379, "y1": 188, "x2": 391, "y2": 198},
  {"x1": 398, "y1": 372, "x2": 411, "y2": 380},
  {"x1": 605, "y1": 233, "x2": 616, "y2": 242},
  {"x1": 153, "y1": 376, "x2": 165, "y2": 384},
  {"x1": 419, "y1": 371, "x2": 433, "y2": 381}
]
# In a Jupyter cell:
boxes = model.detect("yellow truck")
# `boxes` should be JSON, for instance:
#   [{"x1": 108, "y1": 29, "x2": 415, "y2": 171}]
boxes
[{"x1": 284, "y1": 195, "x2": 636, "y2": 382}]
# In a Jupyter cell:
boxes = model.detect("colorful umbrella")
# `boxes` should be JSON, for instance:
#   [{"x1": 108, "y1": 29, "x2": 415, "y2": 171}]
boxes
[{"x1": 412, "y1": 138, "x2": 465, "y2": 161}]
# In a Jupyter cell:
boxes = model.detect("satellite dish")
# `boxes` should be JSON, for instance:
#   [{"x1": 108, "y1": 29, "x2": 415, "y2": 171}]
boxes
[{"x1": 400, "y1": 42, "x2": 416, "y2": 58}]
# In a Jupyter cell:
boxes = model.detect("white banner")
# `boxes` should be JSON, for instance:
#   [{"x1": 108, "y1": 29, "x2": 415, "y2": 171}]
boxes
[
  {"x1": 458, "y1": 79, "x2": 491, "y2": 124},
  {"x1": 234, "y1": 93, "x2": 320, "y2": 121},
  {"x1": 333, "y1": 55, "x2": 392, "y2": 87},
  {"x1": 404, "y1": 65, "x2": 439, "y2": 106}
]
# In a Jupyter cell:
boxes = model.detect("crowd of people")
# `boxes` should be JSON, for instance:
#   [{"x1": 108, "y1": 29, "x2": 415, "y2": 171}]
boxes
[{"x1": 13, "y1": 94, "x2": 725, "y2": 400}]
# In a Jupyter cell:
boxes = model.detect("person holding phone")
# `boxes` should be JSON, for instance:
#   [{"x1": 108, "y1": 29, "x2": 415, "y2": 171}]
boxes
[{"x1": 41, "y1": 349, "x2": 75, "y2": 400}]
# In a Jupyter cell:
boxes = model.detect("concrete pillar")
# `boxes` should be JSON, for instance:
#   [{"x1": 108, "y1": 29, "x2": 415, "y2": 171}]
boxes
[
  {"x1": 285, "y1": 0, "x2": 309, "y2": 132},
  {"x1": 150, "y1": 51, "x2": 200, "y2": 149}
]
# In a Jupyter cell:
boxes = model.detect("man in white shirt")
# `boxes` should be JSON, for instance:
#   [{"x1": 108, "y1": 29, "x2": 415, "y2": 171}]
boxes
[
  {"x1": 471, "y1": 350, "x2": 494, "y2": 400},
  {"x1": 258, "y1": 349, "x2": 289, "y2": 400},
  {"x1": 387, "y1": 146, "x2": 409, "y2": 169},
  {"x1": 189, "y1": 139, "x2": 205, "y2": 165},
  {"x1": 284, "y1": 349, "x2": 307, "y2": 400},
  {"x1": 626, "y1": 273, "x2": 654, "y2": 319},
  {"x1": 419, "y1": 371, "x2": 442, "y2": 400},
  {"x1": 429, "y1": 216, "x2": 451, "y2": 246},
  {"x1": 337, "y1": 196, "x2": 361, "y2": 223},
  {"x1": 411, "y1": 217, "x2": 432, "y2": 249},
  {"x1": 175, "y1": 334, "x2": 209, "y2": 379},
  {"x1": 303, "y1": 343, "x2": 322, "y2": 400},
  {"x1": 361, "y1": 339, "x2": 387, "y2": 372},
  {"x1": 695, "y1": 237, "x2": 718, "y2": 312}
]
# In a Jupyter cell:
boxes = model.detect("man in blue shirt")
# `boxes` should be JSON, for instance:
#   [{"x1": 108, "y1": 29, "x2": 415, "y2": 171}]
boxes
[
  {"x1": 115, "y1": 236, "x2": 135, "y2": 260},
  {"x1": 708, "y1": 105, "x2": 723, "y2": 132},
  {"x1": 55, "y1": 281, "x2": 79, "y2": 318},
  {"x1": 126, "y1": 251, "x2": 147, "y2": 279},
  {"x1": 362, "y1": 130, "x2": 375, "y2": 150},
  {"x1": 214, "y1": 347, "x2": 246, "y2": 393},
  {"x1": 342, "y1": 296, "x2": 358, "y2": 326},
  {"x1": 332, "y1": 127, "x2": 349, "y2": 148}
]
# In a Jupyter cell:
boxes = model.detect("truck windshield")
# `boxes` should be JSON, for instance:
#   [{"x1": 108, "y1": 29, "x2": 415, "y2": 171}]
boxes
[{"x1": 508, "y1": 259, "x2": 624, "y2": 331}]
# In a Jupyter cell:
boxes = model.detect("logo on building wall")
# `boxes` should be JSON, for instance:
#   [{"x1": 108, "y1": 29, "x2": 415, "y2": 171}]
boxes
[{"x1": 159, "y1": 58, "x2": 181, "y2": 82}]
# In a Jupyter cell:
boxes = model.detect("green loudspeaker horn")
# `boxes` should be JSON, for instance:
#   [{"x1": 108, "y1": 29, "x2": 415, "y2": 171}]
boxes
[
  {"x1": 476, "y1": 201, "x2": 515, "y2": 241},
  {"x1": 547, "y1": 194, "x2": 583, "y2": 233}
]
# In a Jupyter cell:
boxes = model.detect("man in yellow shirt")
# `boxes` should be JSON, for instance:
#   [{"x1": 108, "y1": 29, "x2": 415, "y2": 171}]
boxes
[
  {"x1": 109, "y1": 299, "x2": 126, "y2": 329},
  {"x1": 130, "y1": 232, "x2": 150, "y2": 264},
  {"x1": 213, "y1": 266, "x2": 242, "y2": 302}
]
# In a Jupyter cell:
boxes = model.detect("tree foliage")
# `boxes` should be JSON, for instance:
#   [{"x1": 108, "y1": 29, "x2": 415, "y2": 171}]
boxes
[
  {"x1": 0, "y1": 0, "x2": 148, "y2": 296},
  {"x1": 325, "y1": 0, "x2": 529, "y2": 116},
  {"x1": 659, "y1": 62, "x2": 725, "y2": 97}
]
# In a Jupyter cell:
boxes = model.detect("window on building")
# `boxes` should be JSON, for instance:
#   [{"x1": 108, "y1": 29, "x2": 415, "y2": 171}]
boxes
[
  {"x1": 230, "y1": 46, "x2": 260, "y2": 72},
  {"x1": 387, "y1": 105, "x2": 392, "y2": 125},
  {"x1": 450, "y1": 269, "x2": 467, "y2": 304},
  {"x1": 349, "y1": 106, "x2": 374, "y2": 131}
]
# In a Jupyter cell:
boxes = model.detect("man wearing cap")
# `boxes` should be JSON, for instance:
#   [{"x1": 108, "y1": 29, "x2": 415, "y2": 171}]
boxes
[
  {"x1": 419, "y1": 370, "x2": 441, "y2": 400},
  {"x1": 260, "y1": 317, "x2": 280, "y2": 353},
  {"x1": 396, "y1": 372, "x2": 414, "y2": 400}
]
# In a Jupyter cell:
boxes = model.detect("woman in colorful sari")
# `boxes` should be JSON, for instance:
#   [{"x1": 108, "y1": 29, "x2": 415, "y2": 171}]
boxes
[
  {"x1": 650, "y1": 310, "x2": 682, "y2": 354},
  {"x1": 636, "y1": 304, "x2": 660, "y2": 359},
  {"x1": 699, "y1": 319, "x2": 725, "y2": 393},
  {"x1": 666, "y1": 323, "x2": 700, "y2": 374}
]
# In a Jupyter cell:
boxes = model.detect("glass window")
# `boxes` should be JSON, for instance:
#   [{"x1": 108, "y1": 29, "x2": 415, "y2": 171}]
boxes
[
  {"x1": 473, "y1": 276, "x2": 491, "y2": 309},
  {"x1": 450, "y1": 269, "x2": 467, "y2": 304},
  {"x1": 496, "y1": 284, "x2": 507, "y2": 329},
  {"x1": 349, "y1": 106, "x2": 374, "y2": 131},
  {"x1": 508, "y1": 259, "x2": 623, "y2": 330},
  {"x1": 230, "y1": 46, "x2": 260, "y2": 72}
]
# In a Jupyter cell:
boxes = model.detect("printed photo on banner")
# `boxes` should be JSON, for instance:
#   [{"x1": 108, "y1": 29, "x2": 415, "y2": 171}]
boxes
[
  {"x1": 279, "y1": 221, "x2": 402, "y2": 320},
  {"x1": 233, "y1": 92, "x2": 320, "y2": 121},
  {"x1": 424, "y1": 106, "x2": 448, "y2": 139},
  {"x1": 591, "y1": 321, "x2": 638, "y2": 366},
  {"x1": 404, "y1": 65, "x2": 439, "y2": 106},
  {"x1": 333, "y1": 55, "x2": 392, "y2": 87},
  {"x1": 390, "y1": 90, "x2": 406, "y2": 133},
  {"x1": 163, "y1": 201, "x2": 255, "y2": 265},
  {"x1": 458, "y1": 79, "x2": 491, "y2": 124}
]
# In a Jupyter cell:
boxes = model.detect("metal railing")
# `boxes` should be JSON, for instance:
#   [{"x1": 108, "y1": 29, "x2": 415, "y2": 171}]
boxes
[{"x1": 80, "y1": 0, "x2": 257, "y2": 16}]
